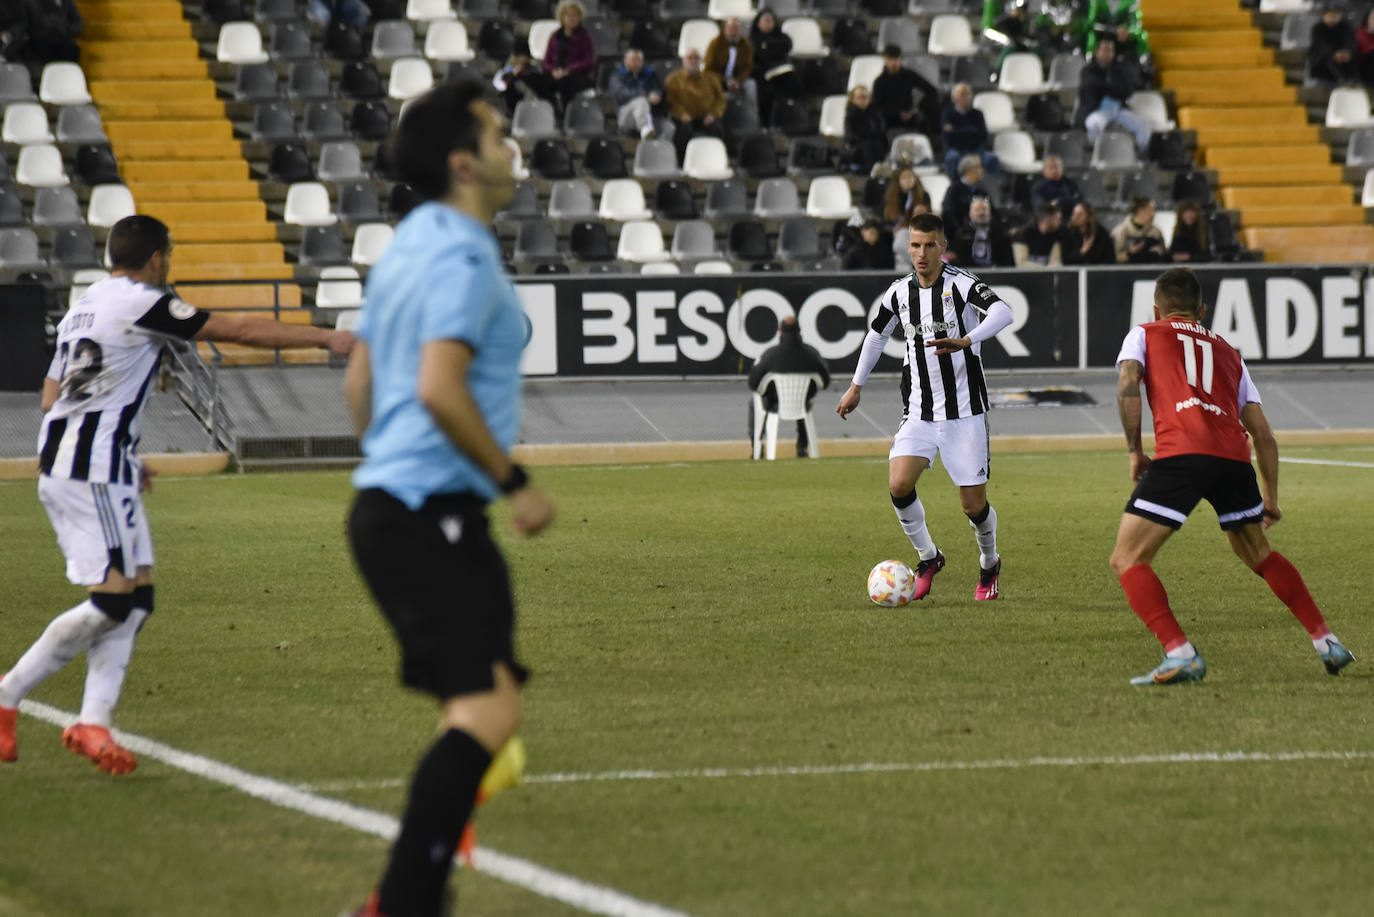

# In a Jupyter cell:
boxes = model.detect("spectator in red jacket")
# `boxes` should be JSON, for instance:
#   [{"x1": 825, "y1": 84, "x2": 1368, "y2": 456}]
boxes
[
  {"x1": 1356, "y1": 7, "x2": 1374, "y2": 85},
  {"x1": 543, "y1": 0, "x2": 596, "y2": 110}
]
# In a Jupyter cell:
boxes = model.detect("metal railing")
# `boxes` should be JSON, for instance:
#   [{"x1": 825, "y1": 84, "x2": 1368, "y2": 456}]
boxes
[{"x1": 161, "y1": 338, "x2": 234, "y2": 456}]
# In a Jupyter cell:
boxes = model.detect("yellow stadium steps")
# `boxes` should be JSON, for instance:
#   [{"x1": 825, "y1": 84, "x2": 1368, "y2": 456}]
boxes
[
  {"x1": 1243, "y1": 226, "x2": 1374, "y2": 262},
  {"x1": 128, "y1": 181, "x2": 266, "y2": 202},
  {"x1": 1231, "y1": 205, "x2": 1364, "y2": 227},
  {"x1": 109, "y1": 140, "x2": 244, "y2": 160},
  {"x1": 1205, "y1": 145, "x2": 1332, "y2": 167},
  {"x1": 1159, "y1": 68, "x2": 1286, "y2": 91},
  {"x1": 1153, "y1": 47, "x2": 1273, "y2": 68},
  {"x1": 98, "y1": 99, "x2": 224, "y2": 119},
  {"x1": 1178, "y1": 106, "x2": 1308, "y2": 128},
  {"x1": 1214, "y1": 163, "x2": 1345, "y2": 185},
  {"x1": 83, "y1": 60, "x2": 208, "y2": 81},
  {"x1": 81, "y1": 40, "x2": 201, "y2": 61},
  {"x1": 170, "y1": 223, "x2": 281, "y2": 244},
  {"x1": 121, "y1": 160, "x2": 249, "y2": 182},
  {"x1": 1192, "y1": 125, "x2": 1320, "y2": 146},
  {"x1": 177, "y1": 285, "x2": 304, "y2": 310},
  {"x1": 106, "y1": 121, "x2": 234, "y2": 143},
  {"x1": 171, "y1": 263, "x2": 296, "y2": 282},
  {"x1": 84, "y1": 20, "x2": 191, "y2": 41},
  {"x1": 1148, "y1": 29, "x2": 1263, "y2": 50},
  {"x1": 1221, "y1": 185, "x2": 1353, "y2": 208},
  {"x1": 172, "y1": 243, "x2": 286, "y2": 266},
  {"x1": 140, "y1": 202, "x2": 269, "y2": 224},
  {"x1": 1260, "y1": 244, "x2": 1374, "y2": 263},
  {"x1": 1134, "y1": 10, "x2": 1252, "y2": 28},
  {"x1": 1168, "y1": 85, "x2": 1295, "y2": 106},
  {"x1": 198, "y1": 309, "x2": 313, "y2": 324},
  {"x1": 91, "y1": 80, "x2": 218, "y2": 102},
  {"x1": 76, "y1": 1, "x2": 186, "y2": 21}
]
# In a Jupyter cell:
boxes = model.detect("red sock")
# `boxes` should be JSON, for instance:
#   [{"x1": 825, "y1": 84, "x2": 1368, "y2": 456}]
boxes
[
  {"x1": 1256, "y1": 552, "x2": 1329, "y2": 639},
  {"x1": 1119, "y1": 564, "x2": 1188, "y2": 651}
]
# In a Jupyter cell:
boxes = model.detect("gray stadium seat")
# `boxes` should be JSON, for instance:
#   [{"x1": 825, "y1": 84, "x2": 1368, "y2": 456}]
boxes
[
  {"x1": 235, "y1": 63, "x2": 280, "y2": 100},
  {"x1": 632, "y1": 138, "x2": 680, "y2": 178},
  {"x1": 704, "y1": 179, "x2": 749, "y2": 218},
  {"x1": 548, "y1": 179, "x2": 596, "y2": 219},
  {"x1": 0, "y1": 227, "x2": 44, "y2": 270},
  {"x1": 1090, "y1": 131, "x2": 1139, "y2": 171},
  {"x1": 0, "y1": 63, "x2": 35, "y2": 102},
  {"x1": 1346, "y1": 129, "x2": 1374, "y2": 169},
  {"x1": 302, "y1": 101, "x2": 349, "y2": 141},
  {"x1": 775, "y1": 218, "x2": 823, "y2": 261},
  {"x1": 372, "y1": 20, "x2": 418, "y2": 60},
  {"x1": 670, "y1": 220, "x2": 717, "y2": 260},
  {"x1": 317, "y1": 142, "x2": 366, "y2": 182},
  {"x1": 515, "y1": 220, "x2": 561, "y2": 261},
  {"x1": 496, "y1": 181, "x2": 541, "y2": 220},
  {"x1": 753, "y1": 177, "x2": 802, "y2": 218},
  {"x1": 336, "y1": 182, "x2": 385, "y2": 223},
  {"x1": 55, "y1": 105, "x2": 107, "y2": 144},
  {"x1": 287, "y1": 60, "x2": 333, "y2": 99},
  {"x1": 32, "y1": 186, "x2": 84, "y2": 227},
  {"x1": 877, "y1": 18, "x2": 922, "y2": 55}
]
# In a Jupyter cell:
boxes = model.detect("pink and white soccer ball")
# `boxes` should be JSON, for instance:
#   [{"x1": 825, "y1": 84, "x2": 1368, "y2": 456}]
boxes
[{"x1": 867, "y1": 559, "x2": 917, "y2": 607}]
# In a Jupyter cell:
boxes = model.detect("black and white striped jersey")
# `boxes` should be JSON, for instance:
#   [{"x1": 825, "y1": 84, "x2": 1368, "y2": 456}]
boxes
[
  {"x1": 38, "y1": 276, "x2": 209, "y2": 484},
  {"x1": 853, "y1": 264, "x2": 1011, "y2": 422}
]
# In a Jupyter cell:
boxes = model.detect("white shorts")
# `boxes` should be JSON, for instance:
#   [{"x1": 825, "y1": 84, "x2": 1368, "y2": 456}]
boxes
[
  {"x1": 889, "y1": 413, "x2": 992, "y2": 487},
  {"x1": 38, "y1": 475, "x2": 153, "y2": 586}
]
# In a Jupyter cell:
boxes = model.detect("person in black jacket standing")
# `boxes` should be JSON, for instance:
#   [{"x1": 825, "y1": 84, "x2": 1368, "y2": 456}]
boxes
[
  {"x1": 872, "y1": 44, "x2": 940, "y2": 146},
  {"x1": 747, "y1": 317, "x2": 830, "y2": 458},
  {"x1": 1308, "y1": 4, "x2": 1356, "y2": 85}
]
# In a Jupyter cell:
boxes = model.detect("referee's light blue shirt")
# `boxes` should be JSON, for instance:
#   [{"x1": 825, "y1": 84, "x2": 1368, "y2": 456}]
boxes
[{"x1": 352, "y1": 201, "x2": 530, "y2": 508}]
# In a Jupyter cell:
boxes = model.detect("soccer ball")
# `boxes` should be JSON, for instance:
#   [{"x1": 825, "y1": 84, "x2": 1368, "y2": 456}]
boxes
[{"x1": 867, "y1": 560, "x2": 917, "y2": 607}]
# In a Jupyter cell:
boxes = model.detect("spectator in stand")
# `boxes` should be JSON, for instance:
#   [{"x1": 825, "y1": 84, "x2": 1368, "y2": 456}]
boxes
[
  {"x1": 748, "y1": 316, "x2": 830, "y2": 459},
  {"x1": 1077, "y1": 38, "x2": 1152, "y2": 154},
  {"x1": 705, "y1": 16, "x2": 757, "y2": 116},
  {"x1": 884, "y1": 165, "x2": 928, "y2": 231},
  {"x1": 1308, "y1": 4, "x2": 1357, "y2": 86},
  {"x1": 1111, "y1": 195, "x2": 1166, "y2": 263},
  {"x1": 1168, "y1": 199, "x2": 1210, "y2": 264},
  {"x1": 1356, "y1": 8, "x2": 1374, "y2": 86},
  {"x1": 1029, "y1": 154, "x2": 1080, "y2": 221},
  {"x1": 1014, "y1": 202, "x2": 1065, "y2": 266},
  {"x1": 750, "y1": 8, "x2": 800, "y2": 127},
  {"x1": 665, "y1": 47, "x2": 727, "y2": 163},
  {"x1": 941, "y1": 153, "x2": 997, "y2": 235},
  {"x1": 842, "y1": 218, "x2": 897, "y2": 270},
  {"x1": 941, "y1": 82, "x2": 999, "y2": 181},
  {"x1": 18, "y1": 0, "x2": 81, "y2": 65},
  {"x1": 542, "y1": 0, "x2": 596, "y2": 111},
  {"x1": 1063, "y1": 201, "x2": 1115, "y2": 264},
  {"x1": 308, "y1": 0, "x2": 370, "y2": 30},
  {"x1": 873, "y1": 44, "x2": 942, "y2": 147},
  {"x1": 609, "y1": 48, "x2": 672, "y2": 141},
  {"x1": 843, "y1": 85, "x2": 888, "y2": 174},
  {"x1": 493, "y1": 39, "x2": 557, "y2": 117},
  {"x1": 0, "y1": 4, "x2": 28, "y2": 61},
  {"x1": 948, "y1": 196, "x2": 1014, "y2": 268}
]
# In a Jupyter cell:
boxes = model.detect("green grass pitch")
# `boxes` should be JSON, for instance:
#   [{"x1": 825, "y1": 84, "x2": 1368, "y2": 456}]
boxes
[{"x1": 1, "y1": 447, "x2": 1371, "y2": 916}]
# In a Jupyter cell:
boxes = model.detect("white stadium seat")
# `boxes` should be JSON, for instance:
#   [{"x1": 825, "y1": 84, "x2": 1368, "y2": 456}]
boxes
[
  {"x1": 682, "y1": 136, "x2": 732, "y2": 180},
  {"x1": 992, "y1": 130, "x2": 1041, "y2": 174},
  {"x1": 677, "y1": 19, "x2": 719, "y2": 60},
  {"x1": 616, "y1": 220, "x2": 670, "y2": 262},
  {"x1": 972, "y1": 91, "x2": 1015, "y2": 133},
  {"x1": 216, "y1": 22, "x2": 270, "y2": 65},
  {"x1": 818, "y1": 94, "x2": 847, "y2": 139},
  {"x1": 780, "y1": 18, "x2": 827, "y2": 57},
  {"x1": 351, "y1": 223, "x2": 395, "y2": 265},
  {"x1": 86, "y1": 184, "x2": 137, "y2": 228},
  {"x1": 1326, "y1": 87, "x2": 1374, "y2": 128},
  {"x1": 15, "y1": 143, "x2": 68, "y2": 187},
  {"x1": 387, "y1": 58, "x2": 435, "y2": 101},
  {"x1": 528, "y1": 19, "x2": 559, "y2": 61},
  {"x1": 423, "y1": 20, "x2": 475, "y2": 61},
  {"x1": 926, "y1": 14, "x2": 978, "y2": 56},
  {"x1": 2, "y1": 103, "x2": 53, "y2": 144},
  {"x1": 598, "y1": 179, "x2": 653, "y2": 221},
  {"x1": 804, "y1": 176, "x2": 856, "y2": 220},
  {"x1": 283, "y1": 182, "x2": 337, "y2": 226},
  {"x1": 847, "y1": 55, "x2": 884, "y2": 92},
  {"x1": 407, "y1": 0, "x2": 457, "y2": 21},
  {"x1": 997, "y1": 52, "x2": 1050, "y2": 94},
  {"x1": 315, "y1": 266, "x2": 364, "y2": 308}
]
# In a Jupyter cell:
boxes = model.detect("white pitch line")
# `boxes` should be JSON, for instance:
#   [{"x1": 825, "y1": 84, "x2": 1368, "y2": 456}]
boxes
[
  {"x1": 1280, "y1": 457, "x2": 1374, "y2": 469},
  {"x1": 295, "y1": 749, "x2": 1374, "y2": 793},
  {"x1": 16, "y1": 700, "x2": 697, "y2": 917}
]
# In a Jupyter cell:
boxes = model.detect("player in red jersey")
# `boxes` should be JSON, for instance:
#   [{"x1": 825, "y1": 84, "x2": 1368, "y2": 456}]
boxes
[{"x1": 1108, "y1": 268, "x2": 1353, "y2": 685}]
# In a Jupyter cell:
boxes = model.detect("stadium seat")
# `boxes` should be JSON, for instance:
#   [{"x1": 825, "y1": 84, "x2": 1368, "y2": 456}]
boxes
[
  {"x1": 477, "y1": 21, "x2": 516, "y2": 60},
  {"x1": 1170, "y1": 170, "x2": 1212, "y2": 207},
  {"x1": 998, "y1": 53, "x2": 1050, "y2": 94},
  {"x1": 15, "y1": 144, "x2": 68, "y2": 187},
  {"x1": 74, "y1": 145, "x2": 119, "y2": 185},
  {"x1": 302, "y1": 101, "x2": 349, "y2": 140},
  {"x1": 254, "y1": 0, "x2": 296, "y2": 20},
  {"x1": 216, "y1": 22, "x2": 270, "y2": 64},
  {"x1": 670, "y1": 220, "x2": 717, "y2": 260},
  {"x1": 831, "y1": 17, "x2": 872, "y2": 56},
  {"x1": 388, "y1": 58, "x2": 435, "y2": 100},
  {"x1": 616, "y1": 220, "x2": 670, "y2": 262},
  {"x1": 654, "y1": 180, "x2": 698, "y2": 219},
  {"x1": 1115, "y1": 170, "x2": 1159, "y2": 207},
  {"x1": 599, "y1": 178, "x2": 653, "y2": 220},
  {"x1": 754, "y1": 177, "x2": 802, "y2": 218},
  {"x1": 235, "y1": 63, "x2": 280, "y2": 100},
  {"x1": 299, "y1": 226, "x2": 350, "y2": 265},
  {"x1": 677, "y1": 19, "x2": 719, "y2": 60},
  {"x1": 0, "y1": 187, "x2": 24, "y2": 226},
  {"x1": 407, "y1": 0, "x2": 457, "y2": 20},
  {"x1": 926, "y1": 14, "x2": 977, "y2": 56},
  {"x1": 860, "y1": 176, "x2": 888, "y2": 215},
  {"x1": 888, "y1": 133, "x2": 937, "y2": 171},
  {"x1": 992, "y1": 130, "x2": 1040, "y2": 173},
  {"x1": 1259, "y1": 0, "x2": 1307, "y2": 11},
  {"x1": 818, "y1": 95, "x2": 847, "y2": 139},
  {"x1": 268, "y1": 21, "x2": 313, "y2": 59},
  {"x1": 950, "y1": 54, "x2": 995, "y2": 92},
  {"x1": 1126, "y1": 91, "x2": 1175, "y2": 131},
  {"x1": 350, "y1": 101, "x2": 392, "y2": 141},
  {"x1": 1047, "y1": 52, "x2": 1085, "y2": 91},
  {"x1": 337, "y1": 182, "x2": 385, "y2": 223},
  {"x1": 1325, "y1": 87, "x2": 1374, "y2": 128},
  {"x1": 921, "y1": 173, "x2": 950, "y2": 213},
  {"x1": 632, "y1": 138, "x2": 680, "y2": 178},
  {"x1": 1026, "y1": 91, "x2": 1070, "y2": 131},
  {"x1": 770, "y1": 96, "x2": 812, "y2": 135},
  {"x1": 775, "y1": 218, "x2": 822, "y2": 261},
  {"x1": 707, "y1": 0, "x2": 753, "y2": 18},
  {"x1": 683, "y1": 137, "x2": 733, "y2": 179},
  {"x1": 32, "y1": 187, "x2": 83, "y2": 227},
  {"x1": 847, "y1": 55, "x2": 884, "y2": 92},
  {"x1": 317, "y1": 142, "x2": 366, "y2": 182},
  {"x1": 351, "y1": 223, "x2": 395, "y2": 265},
  {"x1": 389, "y1": 182, "x2": 424, "y2": 218},
  {"x1": 787, "y1": 136, "x2": 832, "y2": 176},
  {"x1": 341, "y1": 61, "x2": 384, "y2": 99},
  {"x1": 531, "y1": 261, "x2": 571, "y2": 274},
  {"x1": 659, "y1": 0, "x2": 706, "y2": 16},
  {"x1": 780, "y1": 18, "x2": 827, "y2": 57},
  {"x1": 513, "y1": 0, "x2": 554, "y2": 17},
  {"x1": 315, "y1": 266, "x2": 364, "y2": 308},
  {"x1": 86, "y1": 184, "x2": 136, "y2": 228},
  {"x1": 514, "y1": 220, "x2": 561, "y2": 261},
  {"x1": 284, "y1": 182, "x2": 338, "y2": 226},
  {"x1": 498, "y1": 181, "x2": 540, "y2": 221},
  {"x1": 50, "y1": 227, "x2": 98, "y2": 268},
  {"x1": 704, "y1": 179, "x2": 749, "y2": 217},
  {"x1": 0, "y1": 64, "x2": 35, "y2": 103},
  {"x1": 641, "y1": 261, "x2": 681, "y2": 274},
  {"x1": 876, "y1": 17, "x2": 922, "y2": 55},
  {"x1": 1208, "y1": 211, "x2": 1241, "y2": 260},
  {"x1": 1090, "y1": 131, "x2": 1139, "y2": 171},
  {"x1": 548, "y1": 179, "x2": 597, "y2": 219},
  {"x1": 287, "y1": 60, "x2": 333, "y2": 100},
  {"x1": 723, "y1": 96, "x2": 761, "y2": 137},
  {"x1": 373, "y1": 20, "x2": 419, "y2": 59},
  {"x1": 1348, "y1": 129, "x2": 1374, "y2": 169},
  {"x1": 1153, "y1": 209, "x2": 1177, "y2": 248},
  {"x1": 528, "y1": 19, "x2": 560, "y2": 61},
  {"x1": 2, "y1": 103, "x2": 53, "y2": 145},
  {"x1": 1043, "y1": 131, "x2": 1088, "y2": 169},
  {"x1": 511, "y1": 99, "x2": 559, "y2": 138},
  {"x1": 972, "y1": 91, "x2": 1015, "y2": 133},
  {"x1": 751, "y1": 371, "x2": 823, "y2": 460},
  {"x1": 629, "y1": 21, "x2": 674, "y2": 61},
  {"x1": 1075, "y1": 169, "x2": 1107, "y2": 208},
  {"x1": 569, "y1": 220, "x2": 613, "y2": 260},
  {"x1": 727, "y1": 220, "x2": 770, "y2": 260},
  {"x1": 693, "y1": 259, "x2": 732, "y2": 273},
  {"x1": 585, "y1": 17, "x2": 622, "y2": 59},
  {"x1": 805, "y1": 176, "x2": 856, "y2": 219},
  {"x1": 583, "y1": 137, "x2": 628, "y2": 178},
  {"x1": 54, "y1": 105, "x2": 106, "y2": 145},
  {"x1": 1280, "y1": 12, "x2": 1317, "y2": 51},
  {"x1": 1361, "y1": 170, "x2": 1374, "y2": 207},
  {"x1": 505, "y1": 138, "x2": 529, "y2": 179},
  {"x1": 0, "y1": 228, "x2": 44, "y2": 270},
  {"x1": 253, "y1": 100, "x2": 298, "y2": 141},
  {"x1": 326, "y1": 20, "x2": 367, "y2": 60},
  {"x1": 738, "y1": 134, "x2": 780, "y2": 178},
  {"x1": 584, "y1": 260, "x2": 624, "y2": 274},
  {"x1": 563, "y1": 98, "x2": 607, "y2": 137},
  {"x1": 531, "y1": 138, "x2": 575, "y2": 178}
]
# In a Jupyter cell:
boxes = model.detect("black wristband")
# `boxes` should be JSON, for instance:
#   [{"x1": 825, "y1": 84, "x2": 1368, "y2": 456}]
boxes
[{"x1": 500, "y1": 464, "x2": 529, "y2": 494}]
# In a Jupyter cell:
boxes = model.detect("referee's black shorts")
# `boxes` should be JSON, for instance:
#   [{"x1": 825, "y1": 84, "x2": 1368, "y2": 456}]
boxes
[
  {"x1": 348, "y1": 488, "x2": 529, "y2": 699},
  {"x1": 1124, "y1": 454, "x2": 1265, "y2": 532}
]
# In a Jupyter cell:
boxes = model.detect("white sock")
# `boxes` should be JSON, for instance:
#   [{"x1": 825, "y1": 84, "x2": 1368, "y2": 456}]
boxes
[
  {"x1": 0, "y1": 600, "x2": 117, "y2": 709},
  {"x1": 892, "y1": 491, "x2": 938, "y2": 561},
  {"x1": 968, "y1": 503, "x2": 999, "y2": 570},
  {"x1": 1166, "y1": 641, "x2": 1197, "y2": 660},
  {"x1": 1313, "y1": 634, "x2": 1338, "y2": 652},
  {"x1": 79, "y1": 608, "x2": 148, "y2": 728}
]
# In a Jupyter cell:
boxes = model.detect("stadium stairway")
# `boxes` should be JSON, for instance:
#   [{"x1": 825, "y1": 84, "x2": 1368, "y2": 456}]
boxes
[
  {"x1": 1142, "y1": 0, "x2": 1374, "y2": 263},
  {"x1": 76, "y1": 0, "x2": 318, "y2": 364}
]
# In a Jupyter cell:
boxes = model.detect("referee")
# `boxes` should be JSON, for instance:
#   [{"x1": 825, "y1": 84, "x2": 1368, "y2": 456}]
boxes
[{"x1": 343, "y1": 81, "x2": 555, "y2": 917}]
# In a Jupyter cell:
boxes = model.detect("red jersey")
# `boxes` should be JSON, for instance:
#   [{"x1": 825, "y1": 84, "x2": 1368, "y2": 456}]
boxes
[{"x1": 1116, "y1": 318, "x2": 1261, "y2": 463}]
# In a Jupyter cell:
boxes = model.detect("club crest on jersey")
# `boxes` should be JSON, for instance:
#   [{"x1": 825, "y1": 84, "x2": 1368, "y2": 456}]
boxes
[
  {"x1": 169, "y1": 299, "x2": 196, "y2": 320},
  {"x1": 941, "y1": 289, "x2": 955, "y2": 313},
  {"x1": 903, "y1": 322, "x2": 917, "y2": 339}
]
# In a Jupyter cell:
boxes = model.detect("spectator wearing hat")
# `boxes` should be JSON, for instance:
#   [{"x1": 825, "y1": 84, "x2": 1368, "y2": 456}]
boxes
[
  {"x1": 493, "y1": 38, "x2": 557, "y2": 116},
  {"x1": 843, "y1": 219, "x2": 897, "y2": 270},
  {"x1": 873, "y1": 44, "x2": 941, "y2": 145},
  {"x1": 747, "y1": 316, "x2": 830, "y2": 459}
]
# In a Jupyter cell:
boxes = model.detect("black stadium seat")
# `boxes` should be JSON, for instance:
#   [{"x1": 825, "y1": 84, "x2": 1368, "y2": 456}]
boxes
[
  {"x1": 299, "y1": 226, "x2": 349, "y2": 265},
  {"x1": 582, "y1": 138, "x2": 627, "y2": 178},
  {"x1": 74, "y1": 145, "x2": 120, "y2": 185},
  {"x1": 569, "y1": 221, "x2": 613, "y2": 260},
  {"x1": 350, "y1": 101, "x2": 392, "y2": 140},
  {"x1": 269, "y1": 143, "x2": 314, "y2": 183},
  {"x1": 478, "y1": 22, "x2": 515, "y2": 61},
  {"x1": 728, "y1": 220, "x2": 770, "y2": 261},
  {"x1": 341, "y1": 61, "x2": 384, "y2": 99},
  {"x1": 531, "y1": 139, "x2": 575, "y2": 179},
  {"x1": 654, "y1": 180, "x2": 697, "y2": 219},
  {"x1": 738, "y1": 134, "x2": 780, "y2": 178},
  {"x1": 388, "y1": 183, "x2": 424, "y2": 219}
]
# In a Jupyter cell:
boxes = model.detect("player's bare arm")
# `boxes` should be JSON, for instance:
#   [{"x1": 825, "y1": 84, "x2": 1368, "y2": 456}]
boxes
[
  {"x1": 418, "y1": 339, "x2": 554, "y2": 536},
  {"x1": 1240, "y1": 401, "x2": 1282, "y2": 528},
  {"x1": 40, "y1": 377, "x2": 59, "y2": 412},
  {"x1": 1117, "y1": 359, "x2": 1150, "y2": 482},
  {"x1": 836, "y1": 383, "x2": 862, "y2": 418},
  {"x1": 927, "y1": 335, "x2": 971, "y2": 355},
  {"x1": 195, "y1": 313, "x2": 355, "y2": 356},
  {"x1": 343, "y1": 341, "x2": 372, "y2": 436}
]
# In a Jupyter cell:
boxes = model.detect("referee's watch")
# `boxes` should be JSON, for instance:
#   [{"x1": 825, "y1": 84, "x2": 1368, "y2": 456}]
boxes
[{"x1": 499, "y1": 464, "x2": 529, "y2": 494}]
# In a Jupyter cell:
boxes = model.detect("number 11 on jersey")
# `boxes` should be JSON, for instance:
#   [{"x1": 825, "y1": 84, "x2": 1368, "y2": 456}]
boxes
[{"x1": 1177, "y1": 334, "x2": 1213, "y2": 394}]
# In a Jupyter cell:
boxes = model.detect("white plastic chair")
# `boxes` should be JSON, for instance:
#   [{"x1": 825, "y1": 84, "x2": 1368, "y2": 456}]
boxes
[
  {"x1": 708, "y1": 0, "x2": 755, "y2": 19},
  {"x1": 1325, "y1": 87, "x2": 1374, "y2": 128},
  {"x1": 528, "y1": 19, "x2": 560, "y2": 61},
  {"x1": 38, "y1": 62, "x2": 91, "y2": 105},
  {"x1": 1126, "y1": 91, "x2": 1176, "y2": 131},
  {"x1": 972, "y1": 91, "x2": 1015, "y2": 133},
  {"x1": 216, "y1": 22, "x2": 270, "y2": 64},
  {"x1": 693, "y1": 259, "x2": 733, "y2": 273},
  {"x1": 15, "y1": 144, "x2": 68, "y2": 187},
  {"x1": 283, "y1": 182, "x2": 338, "y2": 226},
  {"x1": 818, "y1": 94, "x2": 847, "y2": 138},
  {"x1": 1259, "y1": 0, "x2": 1309, "y2": 11},
  {"x1": 316, "y1": 266, "x2": 364, "y2": 307},
  {"x1": 351, "y1": 222, "x2": 394, "y2": 265},
  {"x1": 780, "y1": 18, "x2": 827, "y2": 57},
  {"x1": 598, "y1": 178, "x2": 653, "y2": 221},
  {"x1": 1360, "y1": 169, "x2": 1374, "y2": 206},
  {"x1": 804, "y1": 175, "x2": 855, "y2": 219},
  {"x1": 752, "y1": 372, "x2": 823, "y2": 460},
  {"x1": 997, "y1": 52, "x2": 1050, "y2": 94},
  {"x1": 921, "y1": 173, "x2": 950, "y2": 213},
  {"x1": 682, "y1": 136, "x2": 732, "y2": 179},
  {"x1": 388, "y1": 58, "x2": 435, "y2": 101},
  {"x1": 926, "y1": 14, "x2": 977, "y2": 56},
  {"x1": 641, "y1": 261, "x2": 681, "y2": 274},
  {"x1": 889, "y1": 132, "x2": 939, "y2": 173},
  {"x1": 2, "y1": 103, "x2": 53, "y2": 144},
  {"x1": 407, "y1": 0, "x2": 457, "y2": 21},
  {"x1": 335, "y1": 309, "x2": 361, "y2": 331},
  {"x1": 86, "y1": 184, "x2": 137, "y2": 228},
  {"x1": 677, "y1": 19, "x2": 719, "y2": 60},
  {"x1": 505, "y1": 138, "x2": 529, "y2": 179},
  {"x1": 992, "y1": 129, "x2": 1040, "y2": 173},
  {"x1": 423, "y1": 20, "x2": 475, "y2": 61},
  {"x1": 616, "y1": 220, "x2": 670, "y2": 262},
  {"x1": 847, "y1": 55, "x2": 884, "y2": 91},
  {"x1": 1153, "y1": 209, "x2": 1178, "y2": 248}
]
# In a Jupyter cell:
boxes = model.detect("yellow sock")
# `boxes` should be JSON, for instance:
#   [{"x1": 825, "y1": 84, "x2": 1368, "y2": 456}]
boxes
[{"x1": 478, "y1": 736, "x2": 526, "y2": 802}]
